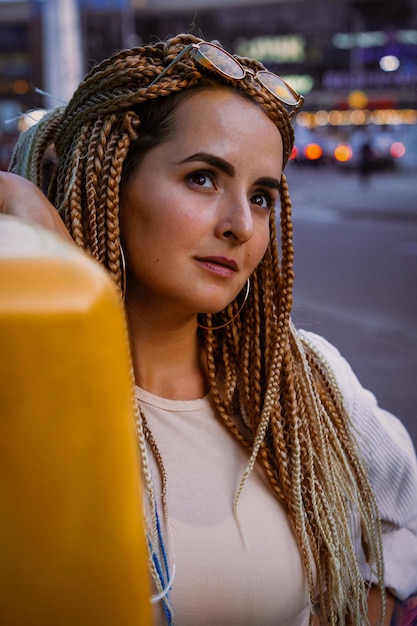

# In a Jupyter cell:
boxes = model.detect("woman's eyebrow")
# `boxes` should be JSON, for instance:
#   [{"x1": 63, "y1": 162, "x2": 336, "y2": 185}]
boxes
[
  {"x1": 177, "y1": 152, "x2": 281, "y2": 190},
  {"x1": 177, "y1": 152, "x2": 235, "y2": 177},
  {"x1": 256, "y1": 176, "x2": 282, "y2": 192}
]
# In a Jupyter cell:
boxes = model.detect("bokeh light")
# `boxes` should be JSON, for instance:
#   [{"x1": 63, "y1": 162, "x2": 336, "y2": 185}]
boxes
[
  {"x1": 379, "y1": 55, "x2": 400, "y2": 72},
  {"x1": 304, "y1": 143, "x2": 322, "y2": 160},
  {"x1": 334, "y1": 144, "x2": 352, "y2": 162},
  {"x1": 390, "y1": 142, "x2": 406, "y2": 158}
]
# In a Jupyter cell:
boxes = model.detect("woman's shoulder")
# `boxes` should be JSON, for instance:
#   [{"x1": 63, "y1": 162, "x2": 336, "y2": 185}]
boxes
[
  {"x1": 296, "y1": 328, "x2": 364, "y2": 414},
  {"x1": 296, "y1": 328, "x2": 410, "y2": 435},
  {"x1": 296, "y1": 327, "x2": 414, "y2": 456}
]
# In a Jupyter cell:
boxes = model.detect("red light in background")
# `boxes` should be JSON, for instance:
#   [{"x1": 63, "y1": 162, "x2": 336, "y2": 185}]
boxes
[
  {"x1": 390, "y1": 142, "x2": 406, "y2": 158},
  {"x1": 290, "y1": 146, "x2": 298, "y2": 160},
  {"x1": 334, "y1": 143, "x2": 352, "y2": 162},
  {"x1": 304, "y1": 143, "x2": 322, "y2": 160}
]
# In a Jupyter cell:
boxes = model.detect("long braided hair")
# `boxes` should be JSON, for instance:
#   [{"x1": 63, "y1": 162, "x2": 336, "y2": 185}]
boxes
[{"x1": 9, "y1": 33, "x2": 384, "y2": 624}]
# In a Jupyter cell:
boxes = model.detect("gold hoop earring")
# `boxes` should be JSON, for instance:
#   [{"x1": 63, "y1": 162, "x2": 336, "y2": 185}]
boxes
[
  {"x1": 120, "y1": 245, "x2": 126, "y2": 300},
  {"x1": 197, "y1": 279, "x2": 250, "y2": 331}
]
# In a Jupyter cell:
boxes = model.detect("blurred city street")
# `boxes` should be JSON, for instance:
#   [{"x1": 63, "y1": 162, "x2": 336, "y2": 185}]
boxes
[{"x1": 286, "y1": 163, "x2": 417, "y2": 447}]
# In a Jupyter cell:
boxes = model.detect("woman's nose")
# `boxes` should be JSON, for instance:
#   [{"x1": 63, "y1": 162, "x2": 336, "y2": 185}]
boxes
[{"x1": 216, "y1": 197, "x2": 254, "y2": 243}]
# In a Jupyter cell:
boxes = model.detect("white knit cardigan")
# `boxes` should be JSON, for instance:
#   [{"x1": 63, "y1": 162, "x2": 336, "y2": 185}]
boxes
[{"x1": 299, "y1": 329, "x2": 417, "y2": 599}]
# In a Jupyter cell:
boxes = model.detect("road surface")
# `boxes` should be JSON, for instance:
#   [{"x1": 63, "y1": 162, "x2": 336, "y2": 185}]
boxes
[{"x1": 285, "y1": 162, "x2": 417, "y2": 448}]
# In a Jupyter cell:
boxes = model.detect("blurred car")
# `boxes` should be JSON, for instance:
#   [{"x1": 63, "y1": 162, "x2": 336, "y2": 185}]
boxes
[
  {"x1": 289, "y1": 126, "x2": 336, "y2": 165},
  {"x1": 333, "y1": 126, "x2": 406, "y2": 171}
]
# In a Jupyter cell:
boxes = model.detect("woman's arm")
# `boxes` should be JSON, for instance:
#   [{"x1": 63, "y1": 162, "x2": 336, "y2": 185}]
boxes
[{"x1": 0, "y1": 172, "x2": 73, "y2": 243}]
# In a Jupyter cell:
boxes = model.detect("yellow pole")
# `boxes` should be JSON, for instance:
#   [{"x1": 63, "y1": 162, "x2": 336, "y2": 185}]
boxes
[{"x1": 0, "y1": 216, "x2": 152, "y2": 625}]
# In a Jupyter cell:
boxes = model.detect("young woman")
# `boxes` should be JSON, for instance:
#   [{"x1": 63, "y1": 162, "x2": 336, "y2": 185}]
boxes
[{"x1": 1, "y1": 34, "x2": 416, "y2": 625}]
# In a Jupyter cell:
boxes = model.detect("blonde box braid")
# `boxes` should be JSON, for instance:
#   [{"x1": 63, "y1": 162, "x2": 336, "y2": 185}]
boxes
[{"x1": 9, "y1": 34, "x2": 384, "y2": 624}]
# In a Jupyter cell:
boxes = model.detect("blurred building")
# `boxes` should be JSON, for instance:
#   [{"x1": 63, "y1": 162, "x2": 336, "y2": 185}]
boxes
[
  {"x1": 0, "y1": 0, "x2": 416, "y2": 166},
  {"x1": 133, "y1": 0, "x2": 417, "y2": 111}
]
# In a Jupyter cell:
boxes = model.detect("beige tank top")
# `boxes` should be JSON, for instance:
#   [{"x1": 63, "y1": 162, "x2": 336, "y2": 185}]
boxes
[{"x1": 136, "y1": 386, "x2": 311, "y2": 626}]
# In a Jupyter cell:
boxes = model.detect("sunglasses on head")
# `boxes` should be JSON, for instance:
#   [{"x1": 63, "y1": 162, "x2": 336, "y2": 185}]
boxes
[{"x1": 150, "y1": 41, "x2": 304, "y2": 118}]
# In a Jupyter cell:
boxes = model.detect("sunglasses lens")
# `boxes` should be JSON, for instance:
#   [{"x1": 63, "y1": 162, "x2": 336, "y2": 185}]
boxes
[
  {"x1": 195, "y1": 43, "x2": 245, "y2": 80},
  {"x1": 257, "y1": 71, "x2": 299, "y2": 106}
]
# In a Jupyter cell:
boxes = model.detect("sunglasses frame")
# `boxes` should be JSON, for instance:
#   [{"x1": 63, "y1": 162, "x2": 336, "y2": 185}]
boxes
[{"x1": 150, "y1": 41, "x2": 304, "y2": 118}]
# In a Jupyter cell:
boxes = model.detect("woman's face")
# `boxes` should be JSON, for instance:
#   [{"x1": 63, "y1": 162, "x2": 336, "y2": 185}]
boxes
[{"x1": 120, "y1": 87, "x2": 284, "y2": 323}]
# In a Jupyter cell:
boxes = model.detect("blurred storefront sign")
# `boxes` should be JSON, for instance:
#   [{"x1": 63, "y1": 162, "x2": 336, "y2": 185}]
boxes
[
  {"x1": 323, "y1": 68, "x2": 417, "y2": 90},
  {"x1": 235, "y1": 35, "x2": 305, "y2": 64},
  {"x1": 333, "y1": 29, "x2": 417, "y2": 48}
]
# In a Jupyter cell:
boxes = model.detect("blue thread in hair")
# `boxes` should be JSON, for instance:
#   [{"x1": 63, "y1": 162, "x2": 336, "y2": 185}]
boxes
[
  {"x1": 149, "y1": 538, "x2": 174, "y2": 625},
  {"x1": 155, "y1": 500, "x2": 171, "y2": 584},
  {"x1": 148, "y1": 498, "x2": 174, "y2": 625}
]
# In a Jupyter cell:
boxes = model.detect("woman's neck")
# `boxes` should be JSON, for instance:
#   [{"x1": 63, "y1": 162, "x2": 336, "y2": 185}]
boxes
[{"x1": 125, "y1": 304, "x2": 209, "y2": 401}]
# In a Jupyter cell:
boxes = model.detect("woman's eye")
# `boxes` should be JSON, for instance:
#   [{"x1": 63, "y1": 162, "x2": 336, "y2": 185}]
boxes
[
  {"x1": 187, "y1": 171, "x2": 216, "y2": 189},
  {"x1": 252, "y1": 191, "x2": 276, "y2": 211}
]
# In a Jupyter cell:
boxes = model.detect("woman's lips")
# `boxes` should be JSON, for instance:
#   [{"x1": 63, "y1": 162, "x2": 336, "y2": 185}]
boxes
[{"x1": 195, "y1": 256, "x2": 238, "y2": 277}]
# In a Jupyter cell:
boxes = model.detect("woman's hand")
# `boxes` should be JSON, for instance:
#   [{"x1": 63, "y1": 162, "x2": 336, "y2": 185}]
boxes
[{"x1": 0, "y1": 172, "x2": 73, "y2": 243}]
